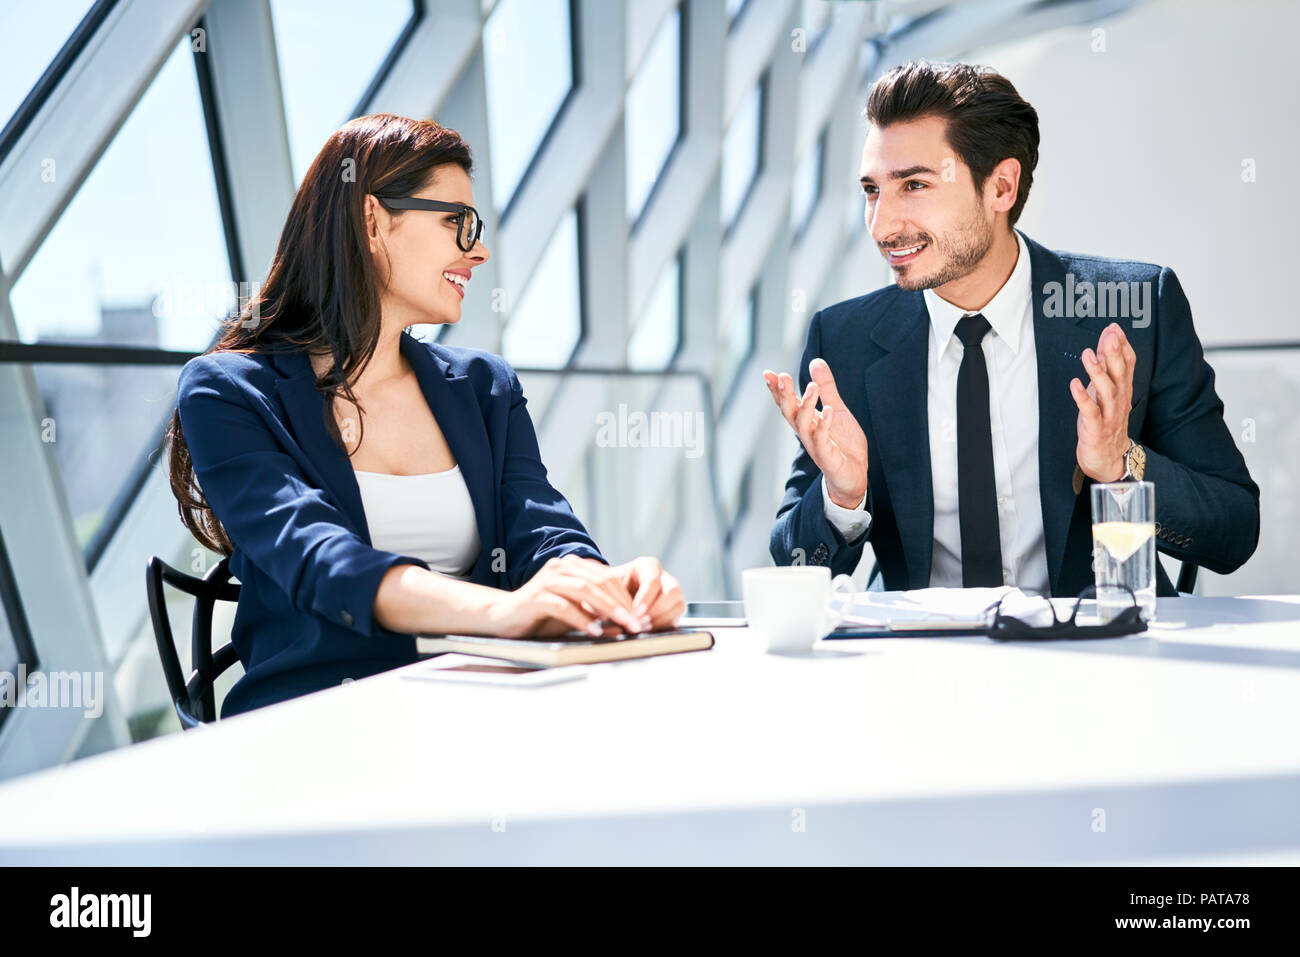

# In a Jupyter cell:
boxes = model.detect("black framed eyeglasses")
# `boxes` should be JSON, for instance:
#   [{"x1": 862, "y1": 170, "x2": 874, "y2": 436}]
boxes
[
  {"x1": 984, "y1": 585, "x2": 1148, "y2": 641},
  {"x1": 375, "y1": 196, "x2": 483, "y2": 253}
]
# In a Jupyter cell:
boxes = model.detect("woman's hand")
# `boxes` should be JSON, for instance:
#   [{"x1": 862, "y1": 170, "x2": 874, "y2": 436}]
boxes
[
  {"x1": 487, "y1": 554, "x2": 650, "y2": 638},
  {"x1": 611, "y1": 556, "x2": 685, "y2": 631}
]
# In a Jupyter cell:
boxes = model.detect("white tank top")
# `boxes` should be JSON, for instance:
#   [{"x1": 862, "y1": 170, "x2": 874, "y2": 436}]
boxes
[{"x1": 353, "y1": 466, "x2": 481, "y2": 578}]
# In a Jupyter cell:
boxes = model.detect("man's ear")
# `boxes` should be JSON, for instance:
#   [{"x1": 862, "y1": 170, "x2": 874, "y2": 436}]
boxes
[{"x1": 986, "y1": 157, "x2": 1022, "y2": 216}]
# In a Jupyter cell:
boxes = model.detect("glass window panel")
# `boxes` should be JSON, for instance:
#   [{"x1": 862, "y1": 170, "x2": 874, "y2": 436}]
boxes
[
  {"x1": 860, "y1": 37, "x2": 878, "y2": 81},
  {"x1": 561, "y1": 450, "x2": 592, "y2": 534},
  {"x1": 625, "y1": 5, "x2": 680, "y2": 221},
  {"x1": 8, "y1": 40, "x2": 231, "y2": 555},
  {"x1": 34, "y1": 364, "x2": 181, "y2": 552},
  {"x1": 502, "y1": 209, "x2": 581, "y2": 368},
  {"x1": 846, "y1": 185, "x2": 867, "y2": 237},
  {"x1": 627, "y1": 253, "x2": 680, "y2": 370},
  {"x1": 726, "y1": 0, "x2": 749, "y2": 26},
  {"x1": 720, "y1": 81, "x2": 762, "y2": 230},
  {"x1": 790, "y1": 132, "x2": 823, "y2": 233},
  {"x1": 10, "y1": 40, "x2": 230, "y2": 350},
  {"x1": 727, "y1": 461, "x2": 753, "y2": 536},
  {"x1": 784, "y1": 283, "x2": 820, "y2": 352},
  {"x1": 720, "y1": 287, "x2": 756, "y2": 397},
  {"x1": 270, "y1": 0, "x2": 412, "y2": 185},
  {"x1": 801, "y1": 0, "x2": 832, "y2": 53},
  {"x1": 483, "y1": 0, "x2": 574, "y2": 214},
  {"x1": 0, "y1": 604, "x2": 17, "y2": 686},
  {"x1": 0, "y1": 0, "x2": 96, "y2": 131}
]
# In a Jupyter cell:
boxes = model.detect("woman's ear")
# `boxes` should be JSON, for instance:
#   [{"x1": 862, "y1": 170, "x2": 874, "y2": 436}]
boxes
[{"x1": 364, "y1": 194, "x2": 385, "y2": 254}]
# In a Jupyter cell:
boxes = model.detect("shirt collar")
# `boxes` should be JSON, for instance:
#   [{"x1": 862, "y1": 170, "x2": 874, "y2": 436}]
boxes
[{"x1": 923, "y1": 228, "x2": 1031, "y2": 358}]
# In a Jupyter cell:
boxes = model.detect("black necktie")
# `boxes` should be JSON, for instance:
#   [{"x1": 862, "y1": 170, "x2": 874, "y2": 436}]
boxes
[{"x1": 953, "y1": 313, "x2": 1003, "y2": 587}]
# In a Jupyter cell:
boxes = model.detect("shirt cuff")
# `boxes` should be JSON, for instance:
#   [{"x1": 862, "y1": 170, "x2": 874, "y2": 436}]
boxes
[{"x1": 822, "y1": 479, "x2": 871, "y2": 545}]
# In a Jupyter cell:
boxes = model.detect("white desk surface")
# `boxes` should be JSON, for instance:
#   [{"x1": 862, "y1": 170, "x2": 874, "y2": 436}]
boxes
[{"x1": 2, "y1": 596, "x2": 1299, "y2": 865}]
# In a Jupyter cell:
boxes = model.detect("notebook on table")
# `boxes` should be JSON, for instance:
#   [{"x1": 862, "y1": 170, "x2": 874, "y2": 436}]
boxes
[{"x1": 415, "y1": 629, "x2": 715, "y2": 667}]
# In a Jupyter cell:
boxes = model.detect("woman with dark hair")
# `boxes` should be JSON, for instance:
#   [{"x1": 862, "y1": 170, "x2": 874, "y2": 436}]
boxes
[{"x1": 169, "y1": 113, "x2": 683, "y2": 718}]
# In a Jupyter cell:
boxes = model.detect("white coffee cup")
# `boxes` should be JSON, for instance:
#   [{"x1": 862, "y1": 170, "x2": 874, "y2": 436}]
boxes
[{"x1": 742, "y1": 566, "x2": 857, "y2": 652}]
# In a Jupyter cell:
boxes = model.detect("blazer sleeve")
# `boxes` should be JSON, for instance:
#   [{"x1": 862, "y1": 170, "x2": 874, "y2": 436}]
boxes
[
  {"x1": 768, "y1": 309, "x2": 870, "y2": 575},
  {"x1": 1139, "y1": 266, "x2": 1260, "y2": 574},
  {"x1": 176, "y1": 355, "x2": 432, "y2": 638},
  {"x1": 498, "y1": 364, "x2": 606, "y2": 589}
]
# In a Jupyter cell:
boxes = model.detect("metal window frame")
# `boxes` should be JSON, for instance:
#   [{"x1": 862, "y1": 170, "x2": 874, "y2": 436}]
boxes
[
  {"x1": 626, "y1": 244, "x2": 686, "y2": 372},
  {"x1": 0, "y1": 266, "x2": 131, "y2": 777},
  {"x1": 628, "y1": 0, "x2": 689, "y2": 234},
  {"x1": 349, "y1": 0, "x2": 427, "y2": 120},
  {"x1": 790, "y1": 123, "x2": 827, "y2": 243},
  {"x1": 193, "y1": 13, "x2": 247, "y2": 283},
  {"x1": 720, "y1": 281, "x2": 759, "y2": 413},
  {"x1": 0, "y1": 0, "x2": 122, "y2": 165},
  {"x1": 0, "y1": 10, "x2": 244, "y2": 573},
  {"x1": 0, "y1": 0, "x2": 211, "y2": 285},
  {"x1": 502, "y1": 199, "x2": 587, "y2": 380},
  {"x1": 721, "y1": 69, "x2": 767, "y2": 240},
  {"x1": 0, "y1": 527, "x2": 40, "y2": 737},
  {"x1": 726, "y1": 0, "x2": 752, "y2": 34},
  {"x1": 492, "y1": 0, "x2": 584, "y2": 225}
]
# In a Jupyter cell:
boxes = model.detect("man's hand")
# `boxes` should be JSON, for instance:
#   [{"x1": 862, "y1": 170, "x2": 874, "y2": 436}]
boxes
[
  {"x1": 1070, "y1": 322, "x2": 1136, "y2": 482},
  {"x1": 763, "y1": 358, "x2": 869, "y2": 508}
]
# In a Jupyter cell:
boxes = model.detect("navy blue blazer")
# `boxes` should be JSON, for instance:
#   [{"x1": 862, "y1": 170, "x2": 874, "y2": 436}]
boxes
[
  {"x1": 770, "y1": 231, "x2": 1260, "y2": 597},
  {"x1": 175, "y1": 329, "x2": 605, "y2": 718}
]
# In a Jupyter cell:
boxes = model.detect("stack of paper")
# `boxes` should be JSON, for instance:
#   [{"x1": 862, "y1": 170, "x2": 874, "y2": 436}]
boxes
[{"x1": 833, "y1": 586, "x2": 1057, "y2": 632}]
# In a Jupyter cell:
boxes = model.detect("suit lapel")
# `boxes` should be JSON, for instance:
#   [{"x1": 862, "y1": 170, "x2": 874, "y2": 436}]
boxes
[
  {"x1": 863, "y1": 292, "x2": 934, "y2": 587},
  {"x1": 399, "y1": 333, "x2": 498, "y2": 582},
  {"x1": 270, "y1": 335, "x2": 499, "y2": 579},
  {"x1": 1025, "y1": 233, "x2": 1100, "y2": 593},
  {"x1": 272, "y1": 348, "x2": 373, "y2": 543}
]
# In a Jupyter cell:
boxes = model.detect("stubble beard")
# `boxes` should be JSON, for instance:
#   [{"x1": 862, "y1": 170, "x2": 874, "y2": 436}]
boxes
[{"x1": 891, "y1": 203, "x2": 995, "y2": 292}]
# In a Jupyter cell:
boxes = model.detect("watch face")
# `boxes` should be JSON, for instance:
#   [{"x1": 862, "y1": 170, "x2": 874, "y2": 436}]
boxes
[{"x1": 1130, "y1": 443, "x2": 1146, "y2": 479}]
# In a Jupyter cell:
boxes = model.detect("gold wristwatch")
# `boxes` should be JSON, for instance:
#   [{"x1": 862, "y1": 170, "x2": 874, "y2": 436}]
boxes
[
  {"x1": 1072, "y1": 440, "x2": 1146, "y2": 494},
  {"x1": 1121, "y1": 439, "x2": 1146, "y2": 481}
]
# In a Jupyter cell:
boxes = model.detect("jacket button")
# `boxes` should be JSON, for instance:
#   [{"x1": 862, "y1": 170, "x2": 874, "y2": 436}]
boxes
[{"x1": 340, "y1": 610, "x2": 354, "y2": 626}]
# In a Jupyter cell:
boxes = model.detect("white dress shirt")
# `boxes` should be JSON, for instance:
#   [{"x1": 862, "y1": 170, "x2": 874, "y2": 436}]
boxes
[
  {"x1": 823, "y1": 230, "x2": 1050, "y2": 594},
  {"x1": 353, "y1": 466, "x2": 481, "y2": 578}
]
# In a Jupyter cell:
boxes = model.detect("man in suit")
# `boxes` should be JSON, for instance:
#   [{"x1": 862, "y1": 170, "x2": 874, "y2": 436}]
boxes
[{"x1": 765, "y1": 60, "x2": 1259, "y2": 596}]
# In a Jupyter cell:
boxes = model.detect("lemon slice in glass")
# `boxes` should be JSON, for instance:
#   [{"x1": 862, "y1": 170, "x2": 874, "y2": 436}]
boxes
[{"x1": 1092, "y1": 522, "x2": 1155, "y2": 563}]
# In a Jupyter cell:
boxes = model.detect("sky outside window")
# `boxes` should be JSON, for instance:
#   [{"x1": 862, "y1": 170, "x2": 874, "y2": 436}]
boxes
[
  {"x1": 0, "y1": 0, "x2": 96, "y2": 133},
  {"x1": 483, "y1": 0, "x2": 574, "y2": 215},
  {"x1": 625, "y1": 5, "x2": 681, "y2": 222},
  {"x1": 270, "y1": 0, "x2": 413, "y2": 185},
  {"x1": 502, "y1": 208, "x2": 582, "y2": 368}
]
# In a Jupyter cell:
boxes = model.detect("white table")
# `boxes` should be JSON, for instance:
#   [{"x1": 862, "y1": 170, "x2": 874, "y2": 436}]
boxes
[{"x1": 2, "y1": 596, "x2": 1299, "y2": 865}]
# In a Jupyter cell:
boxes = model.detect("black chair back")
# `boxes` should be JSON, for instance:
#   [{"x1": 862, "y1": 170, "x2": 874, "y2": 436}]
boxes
[{"x1": 145, "y1": 556, "x2": 242, "y2": 729}]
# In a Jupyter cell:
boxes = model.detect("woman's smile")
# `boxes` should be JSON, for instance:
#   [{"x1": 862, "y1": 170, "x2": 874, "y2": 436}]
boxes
[{"x1": 442, "y1": 268, "x2": 470, "y2": 299}]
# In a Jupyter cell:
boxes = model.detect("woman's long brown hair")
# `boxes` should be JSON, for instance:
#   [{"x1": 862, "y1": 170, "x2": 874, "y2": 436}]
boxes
[{"x1": 167, "y1": 113, "x2": 473, "y2": 555}]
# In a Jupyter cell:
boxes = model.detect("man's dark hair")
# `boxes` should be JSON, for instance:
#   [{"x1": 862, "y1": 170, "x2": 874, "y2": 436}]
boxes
[{"x1": 865, "y1": 61, "x2": 1040, "y2": 225}]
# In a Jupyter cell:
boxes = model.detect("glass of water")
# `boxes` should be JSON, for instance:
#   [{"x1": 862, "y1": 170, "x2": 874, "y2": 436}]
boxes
[{"x1": 1091, "y1": 481, "x2": 1156, "y2": 623}]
